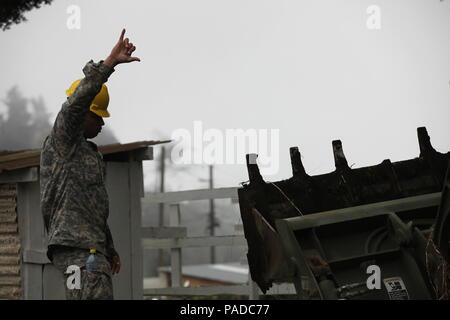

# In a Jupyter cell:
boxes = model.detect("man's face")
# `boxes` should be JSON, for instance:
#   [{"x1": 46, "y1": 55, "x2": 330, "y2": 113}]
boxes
[{"x1": 84, "y1": 111, "x2": 105, "y2": 139}]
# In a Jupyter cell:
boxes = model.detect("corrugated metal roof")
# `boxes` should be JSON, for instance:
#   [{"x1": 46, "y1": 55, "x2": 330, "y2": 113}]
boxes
[
  {"x1": 0, "y1": 183, "x2": 21, "y2": 299},
  {"x1": 0, "y1": 140, "x2": 171, "y2": 172}
]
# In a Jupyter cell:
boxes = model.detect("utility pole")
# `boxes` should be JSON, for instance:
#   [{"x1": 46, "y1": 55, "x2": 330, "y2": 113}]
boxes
[
  {"x1": 209, "y1": 165, "x2": 216, "y2": 264},
  {"x1": 158, "y1": 147, "x2": 166, "y2": 266}
]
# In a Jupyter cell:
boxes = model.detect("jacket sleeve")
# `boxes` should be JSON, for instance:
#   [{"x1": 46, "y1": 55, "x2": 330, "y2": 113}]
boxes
[{"x1": 50, "y1": 60, "x2": 114, "y2": 156}]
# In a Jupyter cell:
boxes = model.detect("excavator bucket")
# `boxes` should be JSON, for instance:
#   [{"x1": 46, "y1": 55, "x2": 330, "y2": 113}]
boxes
[{"x1": 238, "y1": 127, "x2": 450, "y2": 299}]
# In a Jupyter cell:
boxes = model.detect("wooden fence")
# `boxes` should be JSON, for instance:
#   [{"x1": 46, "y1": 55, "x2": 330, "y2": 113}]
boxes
[{"x1": 142, "y1": 187, "x2": 295, "y2": 299}]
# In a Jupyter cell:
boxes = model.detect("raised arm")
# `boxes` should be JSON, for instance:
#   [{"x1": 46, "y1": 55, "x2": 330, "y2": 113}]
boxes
[
  {"x1": 49, "y1": 29, "x2": 140, "y2": 156},
  {"x1": 49, "y1": 61, "x2": 114, "y2": 156}
]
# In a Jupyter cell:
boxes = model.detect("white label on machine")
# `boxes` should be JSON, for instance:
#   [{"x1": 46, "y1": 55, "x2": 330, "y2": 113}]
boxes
[{"x1": 383, "y1": 277, "x2": 409, "y2": 300}]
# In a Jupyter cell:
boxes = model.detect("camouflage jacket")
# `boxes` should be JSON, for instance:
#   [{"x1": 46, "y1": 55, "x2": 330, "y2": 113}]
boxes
[{"x1": 40, "y1": 60, "x2": 117, "y2": 261}]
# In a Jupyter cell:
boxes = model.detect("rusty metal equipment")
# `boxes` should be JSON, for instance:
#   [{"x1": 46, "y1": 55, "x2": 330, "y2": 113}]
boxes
[{"x1": 238, "y1": 127, "x2": 450, "y2": 299}]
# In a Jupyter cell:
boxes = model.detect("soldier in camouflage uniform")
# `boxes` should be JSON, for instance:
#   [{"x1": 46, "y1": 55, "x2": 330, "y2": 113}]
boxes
[{"x1": 40, "y1": 29, "x2": 140, "y2": 300}]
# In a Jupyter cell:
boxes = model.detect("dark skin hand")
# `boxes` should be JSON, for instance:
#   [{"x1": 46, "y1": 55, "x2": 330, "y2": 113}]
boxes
[
  {"x1": 111, "y1": 255, "x2": 121, "y2": 275},
  {"x1": 103, "y1": 28, "x2": 141, "y2": 68},
  {"x1": 84, "y1": 28, "x2": 141, "y2": 140}
]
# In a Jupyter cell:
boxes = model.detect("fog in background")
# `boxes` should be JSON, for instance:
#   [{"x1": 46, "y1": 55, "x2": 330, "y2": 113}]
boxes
[
  {"x1": 0, "y1": 86, "x2": 119, "y2": 151},
  {"x1": 1, "y1": 0, "x2": 449, "y2": 191},
  {"x1": 1, "y1": 0, "x2": 449, "y2": 274}
]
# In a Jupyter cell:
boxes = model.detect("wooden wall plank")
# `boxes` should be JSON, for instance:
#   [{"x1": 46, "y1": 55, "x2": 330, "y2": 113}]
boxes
[
  {"x1": 129, "y1": 160, "x2": 144, "y2": 299},
  {"x1": 146, "y1": 188, "x2": 238, "y2": 204},
  {"x1": 106, "y1": 162, "x2": 132, "y2": 299}
]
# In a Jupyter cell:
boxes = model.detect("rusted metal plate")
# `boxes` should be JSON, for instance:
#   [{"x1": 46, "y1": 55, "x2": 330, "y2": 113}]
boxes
[
  {"x1": 0, "y1": 140, "x2": 170, "y2": 172},
  {"x1": 0, "y1": 285, "x2": 21, "y2": 299},
  {"x1": 0, "y1": 243, "x2": 20, "y2": 255},
  {"x1": 0, "y1": 276, "x2": 21, "y2": 286},
  {"x1": 98, "y1": 140, "x2": 170, "y2": 155},
  {"x1": 0, "y1": 206, "x2": 16, "y2": 215},
  {"x1": 0, "y1": 223, "x2": 17, "y2": 234},
  {"x1": 0, "y1": 198, "x2": 15, "y2": 206},
  {"x1": 238, "y1": 127, "x2": 450, "y2": 293},
  {"x1": 0, "y1": 265, "x2": 20, "y2": 276},
  {"x1": 0, "y1": 186, "x2": 16, "y2": 196},
  {"x1": 0, "y1": 212, "x2": 17, "y2": 224},
  {"x1": 0, "y1": 254, "x2": 20, "y2": 265},
  {"x1": 0, "y1": 183, "x2": 21, "y2": 299},
  {"x1": 0, "y1": 234, "x2": 20, "y2": 246}
]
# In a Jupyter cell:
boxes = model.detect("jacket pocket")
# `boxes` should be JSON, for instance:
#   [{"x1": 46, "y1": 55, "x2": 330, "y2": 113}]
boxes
[{"x1": 81, "y1": 154, "x2": 103, "y2": 185}]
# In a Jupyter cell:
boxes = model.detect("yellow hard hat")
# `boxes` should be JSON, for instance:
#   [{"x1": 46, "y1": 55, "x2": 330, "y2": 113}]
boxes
[{"x1": 66, "y1": 79, "x2": 110, "y2": 118}]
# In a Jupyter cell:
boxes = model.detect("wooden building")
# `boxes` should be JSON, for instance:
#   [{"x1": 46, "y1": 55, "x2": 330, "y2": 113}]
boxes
[{"x1": 0, "y1": 140, "x2": 166, "y2": 299}]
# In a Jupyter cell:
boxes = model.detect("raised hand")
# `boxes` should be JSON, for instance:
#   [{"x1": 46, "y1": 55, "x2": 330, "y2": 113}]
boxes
[{"x1": 104, "y1": 28, "x2": 141, "y2": 67}]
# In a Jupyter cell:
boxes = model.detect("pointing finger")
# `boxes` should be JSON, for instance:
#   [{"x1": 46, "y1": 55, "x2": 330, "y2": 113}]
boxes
[
  {"x1": 130, "y1": 56, "x2": 141, "y2": 62},
  {"x1": 119, "y1": 28, "x2": 125, "y2": 41}
]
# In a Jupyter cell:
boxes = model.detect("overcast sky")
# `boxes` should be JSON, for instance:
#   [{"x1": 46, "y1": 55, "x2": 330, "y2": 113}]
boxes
[{"x1": 1, "y1": 0, "x2": 449, "y2": 190}]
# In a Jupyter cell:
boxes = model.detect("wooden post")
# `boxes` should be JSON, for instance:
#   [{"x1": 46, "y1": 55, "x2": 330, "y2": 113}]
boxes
[
  {"x1": 158, "y1": 147, "x2": 166, "y2": 266},
  {"x1": 249, "y1": 275, "x2": 259, "y2": 300},
  {"x1": 248, "y1": 255, "x2": 259, "y2": 300},
  {"x1": 209, "y1": 165, "x2": 216, "y2": 264},
  {"x1": 170, "y1": 204, "x2": 182, "y2": 287}
]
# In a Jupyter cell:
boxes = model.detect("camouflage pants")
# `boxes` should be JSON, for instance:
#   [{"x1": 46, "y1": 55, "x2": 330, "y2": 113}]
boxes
[{"x1": 52, "y1": 246, "x2": 113, "y2": 300}]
